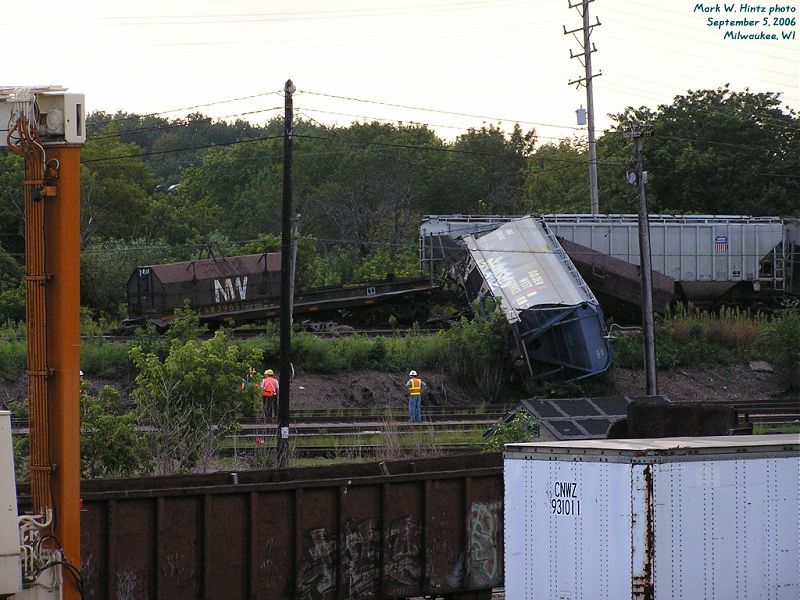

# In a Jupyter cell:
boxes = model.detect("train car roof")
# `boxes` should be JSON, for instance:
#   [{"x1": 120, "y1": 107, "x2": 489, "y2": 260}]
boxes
[{"x1": 137, "y1": 253, "x2": 281, "y2": 284}]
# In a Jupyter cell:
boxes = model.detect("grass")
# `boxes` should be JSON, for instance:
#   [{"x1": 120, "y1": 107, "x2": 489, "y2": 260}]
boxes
[
  {"x1": 223, "y1": 427, "x2": 487, "y2": 450},
  {"x1": 752, "y1": 423, "x2": 800, "y2": 435},
  {"x1": 612, "y1": 305, "x2": 775, "y2": 370}
]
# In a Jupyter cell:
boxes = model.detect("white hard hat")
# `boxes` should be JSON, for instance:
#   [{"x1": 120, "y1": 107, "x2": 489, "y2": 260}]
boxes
[{"x1": 409, "y1": 370, "x2": 417, "y2": 376}]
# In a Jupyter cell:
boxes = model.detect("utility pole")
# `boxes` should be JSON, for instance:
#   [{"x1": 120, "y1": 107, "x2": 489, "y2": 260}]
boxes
[
  {"x1": 565, "y1": 0, "x2": 602, "y2": 215},
  {"x1": 277, "y1": 79, "x2": 295, "y2": 468},
  {"x1": 288, "y1": 214, "x2": 301, "y2": 320},
  {"x1": 623, "y1": 128, "x2": 658, "y2": 396}
]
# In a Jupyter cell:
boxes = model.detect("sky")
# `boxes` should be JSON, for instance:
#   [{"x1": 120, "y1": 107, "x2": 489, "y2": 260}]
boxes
[{"x1": 2, "y1": 0, "x2": 798, "y2": 145}]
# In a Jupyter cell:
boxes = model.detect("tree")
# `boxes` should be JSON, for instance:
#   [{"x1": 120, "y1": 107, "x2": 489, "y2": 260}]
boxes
[
  {"x1": 131, "y1": 330, "x2": 263, "y2": 475},
  {"x1": 80, "y1": 131, "x2": 159, "y2": 244},
  {"x1": 603, "y1": 87, "x2": 799, "y2": 216},
  {"x1": 0, "y1": 243, "x2": 23, "y2": 322},
  {"x1": 0, "y1": 152, "x2": 24, "y2": 255},
  {"x1": 301, "y1": 122, "x2": 446, "y2": 253},
  {"x1": 80, "y1": 384, "x2": 146, "y2": 479},
  {"x1": 81, "y1": 238, "x2": 176, "y2": 317},
  {"x1": 523, "y1": 138, "x2": 591, "y2": 213},
  {"x1": 446, "y1": 123, "x2": 536, "y2": 214}
]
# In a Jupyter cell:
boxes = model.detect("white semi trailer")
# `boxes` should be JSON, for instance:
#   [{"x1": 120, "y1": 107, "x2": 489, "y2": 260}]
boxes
[{"x1": 504, "y1": 435, "x2": 800, "y2": 600}]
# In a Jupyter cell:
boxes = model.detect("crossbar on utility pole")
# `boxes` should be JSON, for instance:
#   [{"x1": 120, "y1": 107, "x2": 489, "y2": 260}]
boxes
[
  {"x1": 623, "y1": 128, "x2": 658, "y2": 396},
  {"x1": 565, "y1": 0, "x2": 602, "y2": 215},
  {"x1": 277, "y1": 79, "x2": 295, "y2": 468}
]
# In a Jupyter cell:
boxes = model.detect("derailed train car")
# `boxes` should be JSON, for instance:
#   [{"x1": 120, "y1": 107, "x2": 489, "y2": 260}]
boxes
[
  {"x1": 456, "y1": 217, "x2": 612, "y2": 382},
  {"x1": 420, "y1": 213, "x2": 800, "y2": 309},
  {"x1": 124, "y1": 252, "x2": 438, "y2": 329}
]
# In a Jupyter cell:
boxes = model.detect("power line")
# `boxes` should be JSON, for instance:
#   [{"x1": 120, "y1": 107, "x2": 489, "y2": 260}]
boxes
[
  {"x1": 90, "y1": 107, "x2": 283, "y2": 141},
  {"x1": 89, "y1": 91, "x2": 283, "y2": 127},
  {"x1": 300, "y1": 90, "x2": 586, "y2": 132},
  {"x1": 81, "y1": 134, "x2": 284, "y2": 164}
]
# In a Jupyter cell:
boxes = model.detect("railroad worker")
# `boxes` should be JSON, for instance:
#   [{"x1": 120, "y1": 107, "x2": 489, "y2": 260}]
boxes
[
  {"x1": 405, "y1": 370, "x2": 426, "y2": 423},
  {"x1": 261, "y1": 369, "x2": 279, "y2": 421},
  {"x1": 241, "y1": 367, "x2": 258, "y2": 392}
]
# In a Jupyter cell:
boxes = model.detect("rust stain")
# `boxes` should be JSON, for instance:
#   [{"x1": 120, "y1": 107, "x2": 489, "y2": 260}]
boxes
[{"x1": 632, "y1": 465, "x2": 655, "y2": 600}]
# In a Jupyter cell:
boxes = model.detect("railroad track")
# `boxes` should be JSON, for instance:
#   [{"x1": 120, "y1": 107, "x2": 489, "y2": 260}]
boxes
[
  {"x1": 221, "y1": 443, "x2": 480, "y2": 460},
  {"x1": 10, "y1": 407, "x2": 511, "y2": 435},
  {"x1": 95, "y1": 322, "x2": 453, "y2": 343},
  {"x1": 701, "y1": 397, "x2": 800, "y2": 425}
]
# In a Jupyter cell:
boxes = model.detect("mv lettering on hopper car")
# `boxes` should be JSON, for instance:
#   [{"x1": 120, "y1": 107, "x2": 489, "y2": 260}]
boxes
[{"x1": 213, "y1": 276, "x2": 248, "y2": 303}]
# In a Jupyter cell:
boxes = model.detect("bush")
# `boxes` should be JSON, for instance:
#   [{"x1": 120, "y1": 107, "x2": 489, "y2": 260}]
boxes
[
  {"x1": 760, "y1": 309, "x2": 800, "y2": 389},
  {"x1": 612, "y1": 306, "x2": 764, "y2": 370},
  {"x1": 81, "y1": 338, "x2": 135, "y2": 378},
  {"x1": 0, "y1": 338, "x2": 25, "y2": 381},
  {"x1": 0, "y1": 285, "x2": 24, "y2": 323},
  {"x1": 132, "y1": 330, "x2": 263, "y2": 475},
  {"x1": 484, "y1": 411, "x2": 538, "y2": 452},
  {"x1": 81, "y1": 384, "x2": 146, "y2": 478},
  {"x1": 292, "y1": 333, "x2": 347, "y2": 373},
  {"x1": 421, "y1": 312, "x2": 510, "y2": 402}
]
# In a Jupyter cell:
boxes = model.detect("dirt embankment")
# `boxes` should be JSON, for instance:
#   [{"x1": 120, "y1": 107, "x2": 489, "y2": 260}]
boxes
[{"x1": 0, "y1": 363, "x2": 792, "y2": 413}]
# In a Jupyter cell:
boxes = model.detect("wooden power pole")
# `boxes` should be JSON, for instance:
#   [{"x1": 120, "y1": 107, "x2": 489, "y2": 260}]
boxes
[
  {"x1": 277, "y1": 79, "x2": 296, "y2": 468},
  {"x1": 565, "y1": 0, "x2": 602, "y2": 214},
  {"x1": 623, "y1": 128, "x2": 658, "y2": 396}
]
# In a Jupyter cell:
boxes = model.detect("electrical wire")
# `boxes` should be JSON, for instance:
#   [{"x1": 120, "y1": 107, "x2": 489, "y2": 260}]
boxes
[
  {"x1": 89, "y1": 106, "x2": 283, "y2": 141},
  {"x1": 89, "y1": 91, "x2": 284, "y2": 127},
  {"x1": 81, "y1": 134, "x2": 284, "y2": 164}
]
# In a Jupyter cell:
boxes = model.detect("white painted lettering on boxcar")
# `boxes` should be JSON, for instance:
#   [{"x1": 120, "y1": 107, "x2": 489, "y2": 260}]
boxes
[{"x1": 214, "y1": 276, "x2": 248, "y2": 303}]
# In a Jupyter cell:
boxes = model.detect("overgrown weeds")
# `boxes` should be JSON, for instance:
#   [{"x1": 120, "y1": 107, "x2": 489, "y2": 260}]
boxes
[{"x1": 612, "y1": 304, "x2": 775, "y2": 370}]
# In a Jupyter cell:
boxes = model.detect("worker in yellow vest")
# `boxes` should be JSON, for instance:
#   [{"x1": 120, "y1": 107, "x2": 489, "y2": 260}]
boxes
[{"x1": 405, "y1": 370, "x2": 427, "y2": 423}]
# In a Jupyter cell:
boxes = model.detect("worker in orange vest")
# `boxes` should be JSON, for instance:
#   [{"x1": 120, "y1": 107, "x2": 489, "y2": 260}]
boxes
[
  {"x1": 261, "y1": 369, "x2": 279, "y2": 421},
  {"x1": 405, "y1": 370, "x2": 427, "y2": 423}
]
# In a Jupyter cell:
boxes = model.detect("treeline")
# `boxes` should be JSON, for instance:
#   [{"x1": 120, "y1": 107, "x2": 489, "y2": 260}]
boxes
[{"x1": 0, "y1": 86, "x2": 797, "y2": 320}]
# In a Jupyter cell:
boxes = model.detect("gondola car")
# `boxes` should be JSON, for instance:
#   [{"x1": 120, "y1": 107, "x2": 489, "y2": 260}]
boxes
[{"x1": 124, "y1": 252, "x2": 439, "y2": 329}]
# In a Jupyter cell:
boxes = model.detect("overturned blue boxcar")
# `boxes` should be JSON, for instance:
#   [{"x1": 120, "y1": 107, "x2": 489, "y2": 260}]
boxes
[{"x1": 458, "y1": 216, "x2": 612, "y2": 382}]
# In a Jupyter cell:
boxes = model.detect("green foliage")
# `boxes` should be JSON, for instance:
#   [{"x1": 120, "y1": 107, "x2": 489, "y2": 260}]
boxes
[
  {"x1": 130, "y1": 322, "x2": 170, "y2": 360},
  {"x1": 449, "y1": 123, "x2": 535, "y2": 214},
  {"x1": 131, "y1": 330, "x2": 263, "y2": 474},
  {"x1": 80, "y1": 384, "x2": 146, "y2": 479},
  {"x1": 484, "y1": 411, "x2": 538, "y2": 452},
  {"x1": 0, "y1": 244, "x2": 23, "y2": 323},
  {"x1": 166, "y1": 302, "x2": 209, "y2": 342},
  {"x1": 81, "y1": 238, "x2": 175, "y2": 317},
  {"x1": 759, "y1": 309, "x2": 800, "y2": 389},
  {"x1": 612, "y1": 306, "x2": 770, "y2": 370},
  {"x1": 80, "y1": 132, "x2": 159, "y2": 242},
  {"x1": 80, "y1": 338, "x2": 135, "y2": 378},
  {"x1": 13, "y1": 434, "x2": 29, "y2": 483},
  {"x1": 524, "y1": 138, "x2": 591, "y2": 213},
  {"x1": 0, "y1": 336, "x2": 25, "y2": 381},
  {"x1": 436, "y1": 312, "x2": 510, "y2": 402},
  {"x1": 604, "y1": 87, "x2": 799, "y2": 216},
  {"x1": 351, "y1": 245, "x2": 418, "y2": 281},
  {"x1": 7, "y1": 399, "x2": 29, "y2": 481},
  {"x1": 0, "y1": 152, "x2": 24, "y2": 255}
]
